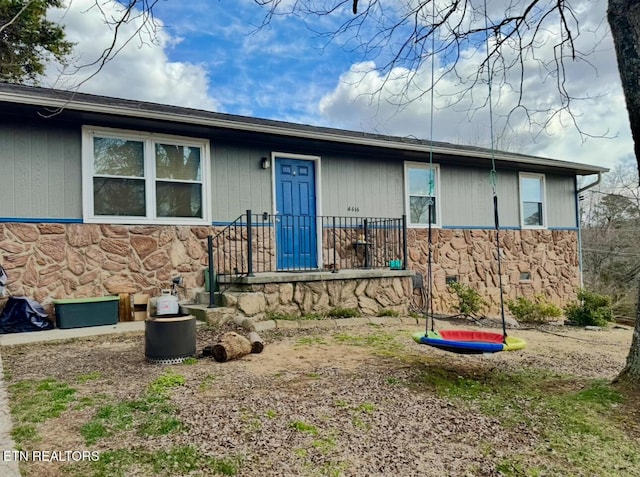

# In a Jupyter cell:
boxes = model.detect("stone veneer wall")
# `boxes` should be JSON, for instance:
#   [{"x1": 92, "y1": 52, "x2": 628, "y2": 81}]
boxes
[
  {"x1": 0, "y1": 223, "x2": 216, "y2": 315},
  {"x1": 220, "y1": 277, "x2": 413, "y2": 319},
  {"x1": 407, "y1": 228, "x2": 580, "y2": 315},
  {"x1": 0, "y1": 222, "x2": 579, "y2": 319}
]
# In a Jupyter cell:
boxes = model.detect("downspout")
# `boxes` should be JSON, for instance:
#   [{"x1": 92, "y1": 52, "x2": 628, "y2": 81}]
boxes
[
  {"x1": 575, "y1": 172, "x2": 602, "y2": 288},
  {"x1": 577, "y1": 172, "x2": 602, "y2": 195}
]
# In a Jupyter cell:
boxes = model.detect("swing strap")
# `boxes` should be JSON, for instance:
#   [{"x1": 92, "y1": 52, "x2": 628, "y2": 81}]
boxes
[{"x1": 493, "y1": 194, "x2": 508, "y2": 340}]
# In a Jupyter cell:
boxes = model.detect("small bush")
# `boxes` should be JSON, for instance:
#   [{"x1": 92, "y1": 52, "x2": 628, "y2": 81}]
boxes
[
  {"x1": 506, "y1": 295, "x2": 562, "y2": 324},
  {"x1": 376, "y1": 309, "x2": 399, "y2": 317},
  {"x1": 448, "y1": 282, "x2": 487, "y2": 317},
  {"x1": 265, "y1": 311, "x2": 298, "y2": 321},
  {"x1": 300, "y1": 313, "x2": 324, "y2": 320},
  {"x1": 564, "y1": 289, "x2": 613, "y2": 327},
  {"x1": 326, "y1": 307, "x2": 360, "y2": 318}
]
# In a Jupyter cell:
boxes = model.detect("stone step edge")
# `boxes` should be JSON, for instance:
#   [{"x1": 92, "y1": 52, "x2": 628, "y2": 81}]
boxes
[{"x1": 240, "y1": 315, "x2": 420, "y2": 333}]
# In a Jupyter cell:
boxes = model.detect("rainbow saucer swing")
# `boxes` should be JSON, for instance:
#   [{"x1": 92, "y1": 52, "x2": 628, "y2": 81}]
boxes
[
  {"x1": 411, "y1": 187, "x2": 528, "y2": 355},
  {"x1": 412, "y1": 329, "x2": 527, "y2": 355},
  {"x1": 410, "y1": 182, "x2": 528, "y2": 355},
  {"x1": 411, "y1": 10, "x2": 525, "y2": 355}
]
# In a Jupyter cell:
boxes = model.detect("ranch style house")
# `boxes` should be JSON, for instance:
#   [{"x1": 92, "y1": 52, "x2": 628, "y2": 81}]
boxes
[{"x1": 0, "y1": 83, "x2": 606, "y2": 323}]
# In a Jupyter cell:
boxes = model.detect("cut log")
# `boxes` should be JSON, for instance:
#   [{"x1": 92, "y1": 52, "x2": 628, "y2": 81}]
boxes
[
  {"x1": 212, "y1": 332, "x2": 252, "y2": 362},
  {"x1": 201, "y1": 345, "x2": 213, "y2": 357},
  {"x1": 248, "y1": 331, "x2": 264, "y2": 354}
]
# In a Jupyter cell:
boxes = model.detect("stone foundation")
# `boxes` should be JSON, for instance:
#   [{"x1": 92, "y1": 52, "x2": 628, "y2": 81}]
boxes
[
  {"x1": 217, "y1": 274, "x2": 413, "y2": 319},
  {"x1": 0, "y1": 222, "x2": 579, "y2": 319},
  {"x1": 0, "y1": 223, "x2": 215, "y2": 314},
  {"x1": 407, "y1": 228, "x2": 579, "y2": 315}
]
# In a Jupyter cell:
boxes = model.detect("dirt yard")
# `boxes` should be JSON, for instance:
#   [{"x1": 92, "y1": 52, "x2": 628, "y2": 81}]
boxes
[{"x1": 1, "y1": 318, "x2": 636, "y2": 477}]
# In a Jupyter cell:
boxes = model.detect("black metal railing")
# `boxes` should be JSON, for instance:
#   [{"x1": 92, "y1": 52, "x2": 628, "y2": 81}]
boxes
[{"x1": 207, "y1": 210, "x2": 407, "y2": 303}]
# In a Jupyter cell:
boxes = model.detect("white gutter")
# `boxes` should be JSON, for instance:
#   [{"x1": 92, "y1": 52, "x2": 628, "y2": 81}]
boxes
[{"x1": 577, "y1": 172, "x2": 602, "y2": 194}]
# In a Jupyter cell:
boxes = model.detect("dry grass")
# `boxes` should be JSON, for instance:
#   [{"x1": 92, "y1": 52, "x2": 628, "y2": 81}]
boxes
[{"x1": 2, "y1": 320, "x2": 639, "y2": 477}]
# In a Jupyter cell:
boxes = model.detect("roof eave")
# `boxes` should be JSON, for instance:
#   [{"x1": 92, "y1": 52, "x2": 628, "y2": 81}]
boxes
[{"x1": 0, "y1": 88, "x2": 609, "y2": 175}]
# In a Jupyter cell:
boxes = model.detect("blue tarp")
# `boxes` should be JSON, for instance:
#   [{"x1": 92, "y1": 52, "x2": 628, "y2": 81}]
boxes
[{"x1": 0, "y1": 296, "x2": 53, "y2": 333}]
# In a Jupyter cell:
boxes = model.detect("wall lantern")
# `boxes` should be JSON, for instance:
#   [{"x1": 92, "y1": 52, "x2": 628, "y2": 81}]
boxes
[{"x1": 260, "y1": 157, "x2": 271, "y2": 169}]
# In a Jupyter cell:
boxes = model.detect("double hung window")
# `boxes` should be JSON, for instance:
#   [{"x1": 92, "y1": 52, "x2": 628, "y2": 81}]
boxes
[
  {"x1": 519, "y1": 173, "x2": 545, "y2": 227},
  {"x1": 405, "y1": 162, "x2": 440, "y2": 227},
  {"x1": 83, "y1": 127, "x2": 209, "y2": 224}
]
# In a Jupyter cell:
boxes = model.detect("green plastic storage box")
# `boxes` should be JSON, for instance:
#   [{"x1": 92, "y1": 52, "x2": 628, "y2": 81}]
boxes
[{"x1": 52, "y1": 296, "x2": 120, "y2": 329}]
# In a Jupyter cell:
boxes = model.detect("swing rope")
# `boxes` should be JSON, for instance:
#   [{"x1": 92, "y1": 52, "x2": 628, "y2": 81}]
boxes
[
  {"x1": 425, "y1": 0, "x2": 437, "y2": 336},
  {"x1": 423, "y1": 0, "x2": 508, "y2": 341},
  {"x1": 484, "y1": 0, "x2": 508, "y2": 341}
]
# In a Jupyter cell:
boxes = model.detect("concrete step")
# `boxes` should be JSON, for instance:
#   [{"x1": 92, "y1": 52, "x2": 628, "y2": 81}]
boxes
[
  {"x1": 181, "y1": 303, "x2": 238, "y2": 327},
  {"x1": 194, "y1": 291, "x2": 226, "y2": 306}
]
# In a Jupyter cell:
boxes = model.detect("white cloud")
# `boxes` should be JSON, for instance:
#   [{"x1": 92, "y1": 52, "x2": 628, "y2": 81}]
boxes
[
  {"x1": 45, "y1": 0, "x2": 219, "y2": 111},
  {"x1": 318, "y1": 0, "x2": 633, "y2": 171},
  {"x1": 38, "y1": 0, "x2": 633, "y2": 172}
]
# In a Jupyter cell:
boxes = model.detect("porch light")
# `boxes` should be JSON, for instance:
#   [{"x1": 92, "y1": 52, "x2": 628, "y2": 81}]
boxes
[{"x1": 260, "y1": 157, "x2": 271, "y2": 169}]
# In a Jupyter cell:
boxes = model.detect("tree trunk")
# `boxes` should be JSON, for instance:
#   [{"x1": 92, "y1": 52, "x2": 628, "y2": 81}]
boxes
[
  {"x1": 615, "y1": 282, "x2": 640, "y2": 384},
  {"x1": 608, "y1": 0, "x2": 640, "y2": 184},
  {"x1": 608, "y1": 0, "x2": 640, "y2": 385}
]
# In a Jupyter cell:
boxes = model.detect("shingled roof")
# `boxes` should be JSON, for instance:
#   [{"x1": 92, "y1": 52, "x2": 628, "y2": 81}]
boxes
[{"x1": 0, "y1": 83, "x2": 607, "y2": 176}]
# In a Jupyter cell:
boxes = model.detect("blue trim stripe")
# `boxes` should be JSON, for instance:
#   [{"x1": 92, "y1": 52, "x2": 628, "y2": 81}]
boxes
[
  {"x1": 441, "y1": 225, "x2": 520, "y2": 230},
  {"x1": 0, "y1": 218, "x2": 579, "y2": 231},
  {"x1": 212, "y1": 221, "x2": 272, "y2": 227},
  {"x1": 0, "y1": 217, "x2": 83, "y2": 224},
  {"x1": 442, "y1": 225, "x2": 578, "y2": 231}
]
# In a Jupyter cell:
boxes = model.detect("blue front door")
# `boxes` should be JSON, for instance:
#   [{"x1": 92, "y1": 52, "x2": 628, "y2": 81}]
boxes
[{"x1": 275, "y1": 157, "x2": 317, "y2": 270}]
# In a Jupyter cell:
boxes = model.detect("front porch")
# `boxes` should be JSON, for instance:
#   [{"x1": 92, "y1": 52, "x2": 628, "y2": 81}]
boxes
[
  {"x1": 196, "y1": 210, "x2": 414, "y2": 321},
  {"x1": 207, "y1": 211, "x2": 408, "y2": 281},
  {"x1": 196, "y1": 211, "x2": 414, "y2": 322},
  {"x1": 186, "y1": 268, "x2": 416, "y2": 324}
]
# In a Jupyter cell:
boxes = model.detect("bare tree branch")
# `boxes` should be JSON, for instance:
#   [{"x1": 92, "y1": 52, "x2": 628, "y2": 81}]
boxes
[
  {"x1": 39, "y1": 0, "x2": 162, "y2": 116},
  {"x1": 251, "y1": 0, "x2": 612, "y2": 146}
]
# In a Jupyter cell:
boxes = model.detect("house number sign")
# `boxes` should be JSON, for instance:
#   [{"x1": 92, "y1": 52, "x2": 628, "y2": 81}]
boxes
[{"x1": 347, "y1": 206, "x2": 360, "y2": 212}]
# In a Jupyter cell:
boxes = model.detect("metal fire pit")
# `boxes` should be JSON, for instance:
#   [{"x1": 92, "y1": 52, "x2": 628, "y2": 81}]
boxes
[{"x1": 145, "y1": 314, "x2": 196, "y2": 364}]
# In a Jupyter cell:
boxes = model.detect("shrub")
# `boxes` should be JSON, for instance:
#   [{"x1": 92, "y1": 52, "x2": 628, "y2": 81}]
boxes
[
  {"x1": 326, "y1": 307, "x2": 360, "y2": 318},
  {"x1": 506, "y1": 295, "x2": 562, "y2": 324},
  {"x1": 376, "y1": 309, "x2": 399, "y2": 317},
  {"x1": 448, "y1": 282, "x2": 488, "y2": 317},
  {"x1": 564, "y1": 289, "x2": 613, "y2": 327},
  {"x1": 300, "y1": 313, "x2": 324, "y2": 320},
  {"x1": 265, "y1": 311, "x2": 298, "y2": 321}
]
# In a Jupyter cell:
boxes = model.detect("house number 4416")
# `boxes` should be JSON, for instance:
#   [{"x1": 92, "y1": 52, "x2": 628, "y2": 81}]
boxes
[{"x1": 347, "y1": 206, "x2": 360, "y2": 212}]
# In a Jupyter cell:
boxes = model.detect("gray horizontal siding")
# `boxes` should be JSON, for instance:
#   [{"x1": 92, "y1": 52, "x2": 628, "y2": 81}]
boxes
[
  {"x1": 0, "y1": 120, "x2": 578, "y2": 229},
  {"x1": 321, "y1": 154, "x2": 403, "y2": 218},
  {"x1": 0, "y1": 122, "x2": 81, "y2": 219},
  {"x1": 439, "y1": 167, "x2": 520, "y2": 227},
  {"x1": 427, "y1": 166, "x2": 577, "y2": 228},
  {"x1": 211, "y1": 150, "x2": 406, "y2": 222},
  {"x1": 546, "y1": 175, "x2": 577, "y2": 228},
  {"x1": 210, "y1": 143, "x2": 273, "y2": 222}
]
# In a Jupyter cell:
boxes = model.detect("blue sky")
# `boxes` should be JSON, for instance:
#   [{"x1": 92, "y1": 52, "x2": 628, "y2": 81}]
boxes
[{"x1": 45, "y1": 0, "x2": 634, "y2": 174}]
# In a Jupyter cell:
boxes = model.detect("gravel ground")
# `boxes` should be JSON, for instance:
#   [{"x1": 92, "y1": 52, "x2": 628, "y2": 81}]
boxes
[{"x1": 1, "y1": 319, "x2": 635, "y2": 477}]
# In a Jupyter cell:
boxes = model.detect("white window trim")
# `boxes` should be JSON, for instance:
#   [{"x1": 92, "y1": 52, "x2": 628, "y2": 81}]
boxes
[
  {"x1": 404, "y1": 161, "x2": 441, "y2": 228},
  {"x1": 82, "y1": 126, "x2": 211, "y2": 225},
  {"x1": 519, "y1": 172, "x2": 547, "y2": 229}
]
